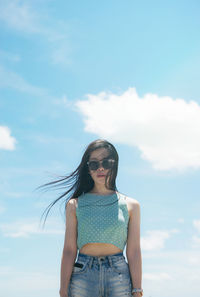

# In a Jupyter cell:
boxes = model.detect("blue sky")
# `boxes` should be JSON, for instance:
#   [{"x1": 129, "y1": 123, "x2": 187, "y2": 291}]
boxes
[{"x1": 0, "y1": 1, "x2": 200, "y2": 296}]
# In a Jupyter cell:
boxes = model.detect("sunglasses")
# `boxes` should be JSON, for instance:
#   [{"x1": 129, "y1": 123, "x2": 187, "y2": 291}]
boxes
[{"x1": 87, "y1": 158, "x2": 115, "y2": 171}]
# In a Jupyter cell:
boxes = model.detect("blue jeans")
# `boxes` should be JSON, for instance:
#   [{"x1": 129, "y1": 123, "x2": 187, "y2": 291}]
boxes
[{"x1": 68, "y1": 252, "x2": 133, "y2": 297}]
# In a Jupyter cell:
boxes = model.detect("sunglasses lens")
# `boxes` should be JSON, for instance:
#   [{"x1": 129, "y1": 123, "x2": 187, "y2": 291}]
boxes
[
  {"x1": 88, "y1": 161, "x2": 98, "y2": 170},
  {"x1": 102, "y1": 159, "x2": 114, "y2": 169}
]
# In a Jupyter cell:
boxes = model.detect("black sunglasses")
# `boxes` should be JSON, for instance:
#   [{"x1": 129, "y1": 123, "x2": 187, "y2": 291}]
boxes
[{"x1": 87, "y1": 158, "x2": 115, "y2": 171}]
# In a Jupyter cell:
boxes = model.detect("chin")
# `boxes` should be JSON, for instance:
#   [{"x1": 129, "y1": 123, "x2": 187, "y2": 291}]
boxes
[{"x1": 96, "y1": 180, "x2": 106, "y2": 185}]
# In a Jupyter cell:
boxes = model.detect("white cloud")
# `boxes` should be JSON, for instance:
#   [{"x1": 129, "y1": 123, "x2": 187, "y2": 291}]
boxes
[
  {"x1": 0, "y1": 217, "x2": 64, "y2": 238},
  {"x1": 141, "y1": 229, "x2": 179, "y2": 251},
  {"x1": 0, "y1": 126, "x2": 16, "y2": 150},
  {"x1": 193, "y1": 219, "x2": 200, "y2": 232},
  {"x1": 76, "y1": 87, "x2": 200, "y2": 171}
]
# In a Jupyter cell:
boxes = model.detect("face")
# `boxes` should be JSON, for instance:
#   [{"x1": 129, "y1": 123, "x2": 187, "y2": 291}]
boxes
[{"x1": 88, "y1": 148, "x2": 112, "y2": 186}]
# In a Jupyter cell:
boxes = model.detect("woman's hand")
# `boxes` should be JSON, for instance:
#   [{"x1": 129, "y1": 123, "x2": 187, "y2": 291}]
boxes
[{"x1": 59, "y1": 288, "x2": 68, "y2": 297}]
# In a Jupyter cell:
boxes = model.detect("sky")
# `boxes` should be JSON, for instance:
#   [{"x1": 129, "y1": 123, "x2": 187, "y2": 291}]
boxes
[{"x1": 0, "y1": 0, "x2": 200, "y2": 296}]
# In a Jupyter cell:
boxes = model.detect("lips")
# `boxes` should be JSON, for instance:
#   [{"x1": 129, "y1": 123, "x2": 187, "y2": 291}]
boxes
[{"x1": 97, "y1": 174, "x2": 105, "y2": 177}]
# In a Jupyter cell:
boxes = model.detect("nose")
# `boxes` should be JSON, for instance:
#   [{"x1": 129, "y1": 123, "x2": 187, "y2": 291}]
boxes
[
  {"x1": 98, "y1": 166, "x2": 104, "y2": 171},
  {"x1": 97, "y1": 161, "x2": 104, "y2": 171}
]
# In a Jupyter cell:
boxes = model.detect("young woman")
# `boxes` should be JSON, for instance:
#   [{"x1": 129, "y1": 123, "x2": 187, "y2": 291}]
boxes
[{"x1": 40, "y1": 139, "x2": 143, "y2": 297}]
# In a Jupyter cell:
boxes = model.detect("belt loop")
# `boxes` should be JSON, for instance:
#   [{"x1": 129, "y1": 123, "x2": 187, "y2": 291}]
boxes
[
  {"x1": 89, "y1": 257, "x2": 94, "y2": 269},
  {"x1": 108, "y1": 256, "x2": 113, "y2": 268}
]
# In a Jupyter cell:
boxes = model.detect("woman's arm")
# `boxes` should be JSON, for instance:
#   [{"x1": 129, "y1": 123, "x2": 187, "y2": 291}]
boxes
[
  {"x1": 59, "y1": 199, "x2": 78, "y2": 297},
  {"x1": 126, "y1": 199, "x2": 142, "y2": 296}
]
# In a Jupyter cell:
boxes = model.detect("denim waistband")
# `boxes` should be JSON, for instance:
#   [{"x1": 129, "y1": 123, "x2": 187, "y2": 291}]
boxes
[{"x1": 77, "y1": 252, "x2": 125, "y2": 269}]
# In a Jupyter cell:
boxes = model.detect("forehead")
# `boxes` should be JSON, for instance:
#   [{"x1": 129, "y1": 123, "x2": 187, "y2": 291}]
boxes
[{"x1": 89, "y1": 148, "x2": 109, "y2": 160}]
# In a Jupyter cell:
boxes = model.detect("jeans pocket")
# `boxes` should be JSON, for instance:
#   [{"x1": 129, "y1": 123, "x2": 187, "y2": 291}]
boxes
[
  {"x1": 112, "y1": 259, "x2": 129, "y2": 274},
  {"x1": 72, "y1": 260, "x2": 88, "y2": 274}
]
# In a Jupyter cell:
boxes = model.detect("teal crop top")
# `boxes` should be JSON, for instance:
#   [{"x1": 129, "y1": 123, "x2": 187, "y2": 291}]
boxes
[{"x1": 76, "y1": 191, "x2": 129, "y2": 251}]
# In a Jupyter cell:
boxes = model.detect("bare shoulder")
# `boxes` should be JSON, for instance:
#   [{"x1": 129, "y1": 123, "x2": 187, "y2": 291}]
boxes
[
  {"x1": 67, "y1": 197, "x2": 78, "y2": 207},
  {"x1": 126, "y1": 196, "x2": 140, "y2": 206},
  {"x1": 66, "y1": 198, "x2": 78, "y2": 216},
  {"x1": 123, "y1": 195, "x2": 140, "y2": 217}
]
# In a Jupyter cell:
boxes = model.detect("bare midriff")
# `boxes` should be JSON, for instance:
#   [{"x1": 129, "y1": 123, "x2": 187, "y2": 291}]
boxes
[{"x1": 79, "y1": 242, "x2": 123, "y2": 256}]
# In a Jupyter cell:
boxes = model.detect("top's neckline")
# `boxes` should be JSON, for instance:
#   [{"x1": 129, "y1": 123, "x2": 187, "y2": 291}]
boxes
[{"x1": 86, "y1": 191, "x2": 117, "y2": 197}]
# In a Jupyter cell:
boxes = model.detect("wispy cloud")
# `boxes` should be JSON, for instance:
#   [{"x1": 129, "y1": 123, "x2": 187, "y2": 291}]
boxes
[
  {"x1": 52, "y1": 95, "x2": 74, "y2": 110},
  {"x1": 191, "y1": 235, "x2": 200, "y2": 248},
  {"x1": 28, "y1": 133, "x2": 73, "y2": 145},
  {"x1": 193, "y1": 219, "x2": 200, "y2": 232},
  {"x1": 142, "y1": 250, "x2": 200, "y2": 296},
  {"x1": 51, "y1": 42, "x2": 71, "y2": 67},
  {"x1": 141, "y1": 229, "x2": 179, "y2": 251},
  {"x1": 143, "y1": 272, "x2": 173, "y2": 280},
  {"x1": 0, "y1": 204, "x2": 6, "y2": 214},
  {"x1": 0, "y1": 247, "x2": 10, "y2": 254},
  {"x1": 188, "y1": 253, "x2": 200, "y2": 265},
  {"x1": 0, "y1": 49, "x2": 21, "y2": 62},
  {"x1": 191, "y1": 219, "x2": 200, "y2": 248},
  {"x1": 76, "y1": 87, "x2": 200, "y2": 171},
  {"x1": 0, "y1": 267, "x2": 58, "y2": 296},
  {"x1": 192, "y1": 220, "x2": 200, "y2": 249},
  {"x1": 177, "y1": 218, "x2": 184, "y2": 223},
  {"x1": 0, "y1": 0, "x2": 71, "y2": 66},
  {"x1": 0, "y1": 126, "x2": 16, "y2": 150},
  {"x1": 0, "y1": 0, "x2": 40, "y2": 33},
  {"x1": 0, "y1": 217, "x2": 64, "y2": 238},
  {"x1": 0, "y1": 65, "x2": 47, "y2": 96}
]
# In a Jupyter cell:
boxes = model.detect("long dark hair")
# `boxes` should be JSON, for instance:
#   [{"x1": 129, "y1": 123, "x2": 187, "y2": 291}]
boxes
[{"x1": 37, "y1": 139, "x2": 119, "y2": 227}]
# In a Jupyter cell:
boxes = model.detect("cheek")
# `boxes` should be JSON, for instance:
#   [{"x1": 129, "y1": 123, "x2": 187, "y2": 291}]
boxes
[{"x1": 89, "y1": 171, "x2": 95, "y2": 179}]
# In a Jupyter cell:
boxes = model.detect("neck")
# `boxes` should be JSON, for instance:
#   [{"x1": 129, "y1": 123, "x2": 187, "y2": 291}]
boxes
[{"x1": 90, "y1": 184, "x2": 115, "y2": 195}]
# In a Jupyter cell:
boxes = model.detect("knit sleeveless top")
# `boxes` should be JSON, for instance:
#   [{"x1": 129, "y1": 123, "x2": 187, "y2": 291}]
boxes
[{"x1": 76, "y1": 191, "x2": 129, "y2": 251}]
